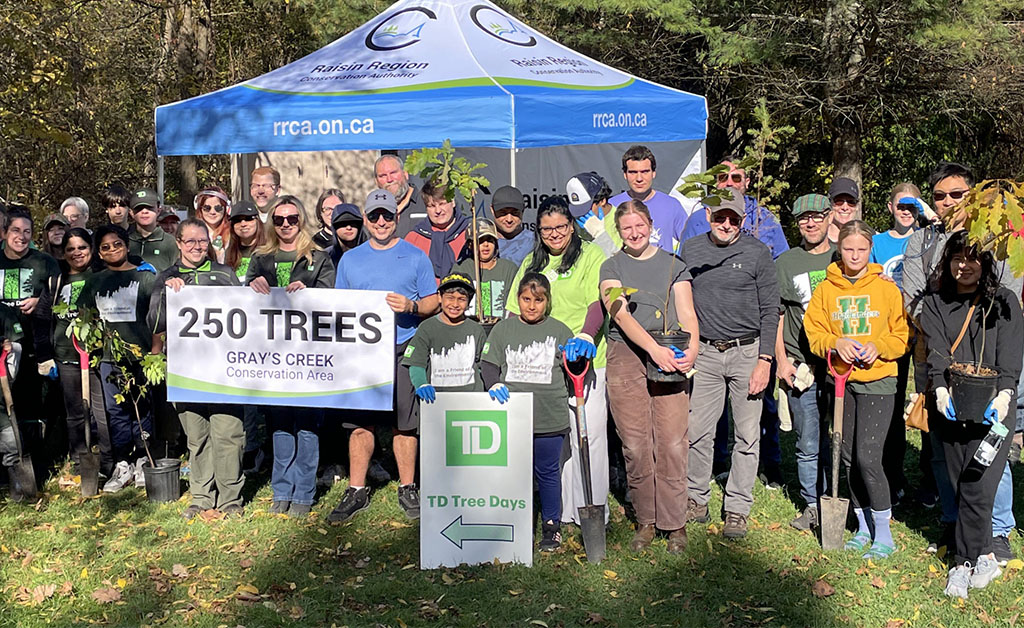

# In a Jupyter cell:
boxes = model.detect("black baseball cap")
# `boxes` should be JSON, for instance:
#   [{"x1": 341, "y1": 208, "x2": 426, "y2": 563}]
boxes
[
  {"x1": 491, "y1": 185, "x2": 524, "y2": 213},
  {"x1": 566, "y1": 172, "x2": 605, "y2": 217},
  {"x1": 828, "y1": 177, "x2": 860, "y2": 202},
  {"x1": 129, "y1": 188, "x2": 160, "y2": 211},
  {"x1": 438, "y1": 272, "x2": 474, "y2": 294},
  {"x1": 331, "y1": 203, "x2": 362, "y2": 226},
  {"x1": 229, "y1": 200, "x2": 259, "y2": 219}
]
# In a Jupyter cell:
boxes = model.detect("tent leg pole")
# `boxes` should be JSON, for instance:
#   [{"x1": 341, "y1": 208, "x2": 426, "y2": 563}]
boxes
[
  {"x1": 509, "y1": 147, "x2": 516, "y2": 187},
  {"x1": 157, "y1": 156, "x2": 165, "y2": 201}
]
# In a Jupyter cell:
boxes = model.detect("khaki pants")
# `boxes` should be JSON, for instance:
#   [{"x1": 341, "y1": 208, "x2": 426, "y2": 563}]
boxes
[
  {"x1": 180, "y1": 407, "x2": 245, "y2": 510},
  {"x1": 606, "y1": 340, "x2": 690, "y2": 530}
]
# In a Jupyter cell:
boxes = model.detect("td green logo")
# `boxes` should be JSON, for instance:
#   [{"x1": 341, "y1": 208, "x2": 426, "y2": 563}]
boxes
[{"x1": 445, "y1": 410, "x2": 507, "y2": 467}]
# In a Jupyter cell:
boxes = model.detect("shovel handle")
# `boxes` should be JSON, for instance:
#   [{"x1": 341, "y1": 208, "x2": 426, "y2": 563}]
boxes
[
  {"x1": 828, "y1": 349, "x2": 854, "y2": 399},
  {"x1": 563, "y1": 353, "x2": 590, "y2": 399},
  {"x1": 831, "y1": 395, "x2": 844, "y2": 498},
  {"x1": 0, "y1": 348, "x2": 24, "y2": 461}
]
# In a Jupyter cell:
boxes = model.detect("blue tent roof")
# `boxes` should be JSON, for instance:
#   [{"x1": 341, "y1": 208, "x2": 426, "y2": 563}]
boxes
[{"x1": 155, "y1": 0, "x2": 707, "y2": 156}]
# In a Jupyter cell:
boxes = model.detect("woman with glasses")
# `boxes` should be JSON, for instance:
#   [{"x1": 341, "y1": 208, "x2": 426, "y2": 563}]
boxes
[
  {"x1": 194, "y1": 186, "x2": 232, "y2": 264},
  {"x1": 34, "y1": 228, "x2": 110, "y2": 477},
  {"x1": 313, "y1": 189, "x2": 346, "y2": 250},
  {"x1": 77, "y1": 225, "x2": 159, "y2": 493},
  {"x1": 148, "y1": 218, "x2": 245, "y2": 519},
  {"x1": 825, "y1": 178, "x2": 862, "y2": 245},
  {"x1": 244, "y1": 195, "x2": 335, "y2": 517},
  {"x1": 507, "y1": 196, "x2": 610, "y2": 531}
]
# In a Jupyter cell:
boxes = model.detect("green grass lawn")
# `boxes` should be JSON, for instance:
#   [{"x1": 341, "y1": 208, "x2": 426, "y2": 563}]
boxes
[{"x1": 1, "y1": 431, "x2": 1022, "y2": 628}]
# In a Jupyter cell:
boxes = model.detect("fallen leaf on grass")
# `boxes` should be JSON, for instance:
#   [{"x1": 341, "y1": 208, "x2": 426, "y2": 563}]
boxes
[
  {"x1": 978, "y1": 610, "x2": 995, "y2": 625},
  {"x1": 1007, "y1": 559, "x2": 1024, "y2": 571},
  {"x1": 288, "y1": 605, "x2": 305, "y2": 619},
  {"x1": 21, "y1": 551, "x2": 34, "y2": 567},
  {"x1": 13, "y1": 587, "x2": 33, "y2": 604},
  {"x1": 32, "y1": 584, "x2": 56, "y2": 604},
  {"x1": 884, "y1": 621, "x2": 904, "y2": 628},
  {"x1": 529, "y1": 621, "x2": 548, "y2": 627},
  {"x1": 871, "y1": 576, "x2": 886, "y2": 589},
  {"x1": 172, "y1": 564, "x2": 189, "y2": 579},
  {"x1": 58, "y1": 581, "x2": 72, "y2": 596},
  {"x1": 239, "y1": 558, "x2": 253, "y2": 569},
  {"x1": 602, "y1": 569, "x2": 617, "y2": 580},
  {"x1": 585, "y1": 611, "x2": 604, "y2": 624},
  {"x1": 811, "y1": 580, "x2": 835, "y2": 598},
  {"x1": 508, "y1": 589, "x2": 523, "y2": 596},
  {"x1": 199, "y1": 509, "x2": 224, "y2": 523},
  {"x1": 92, "y1": 587, "x2": 121, "y2": 604}
]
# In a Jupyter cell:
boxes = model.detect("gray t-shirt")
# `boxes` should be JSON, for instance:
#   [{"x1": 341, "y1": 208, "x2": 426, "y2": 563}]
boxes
[
  {"x1": 679, "y1": 232, "x2": 780, "y2": 356},
  {"x1": 599, "y1": 248, "x2": 688, "y2": 343},
  {"x1": 454, "y1": 258, "x2": 518, "y2": 319},
  {"x1": 402, "y1": 316, "x2": 487, "y2": 392}
]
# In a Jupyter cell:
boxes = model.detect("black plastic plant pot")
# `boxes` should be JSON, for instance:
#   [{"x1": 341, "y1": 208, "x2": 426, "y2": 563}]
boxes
[
  {"x1": 646, "y1": 331, "x2": 692, "y2": 383},
  {"x1": 143, "y1": 457, "x2": 182, "y2": 503},
  {"x1": 949, "y1": 363, "x2": 999, "y2": 424}
]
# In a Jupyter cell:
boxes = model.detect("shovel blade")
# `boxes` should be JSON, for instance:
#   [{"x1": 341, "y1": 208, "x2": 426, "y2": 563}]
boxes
[
  {"x1": 578, "y1": 504, "x2": 606, "y2": 563},
  {"x1": 819, "y1": 495, "x2": 850, "y2": 550},
  {"x1": 80, "y1": 451, "x2": 101, "y2": 497},
  {"x1": 9, "y1": 456, "x2": 37, "y2": 502}
]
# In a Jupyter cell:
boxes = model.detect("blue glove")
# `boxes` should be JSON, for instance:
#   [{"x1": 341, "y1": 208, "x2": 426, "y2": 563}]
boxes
[
  {"x1": 936, "y1": 387, "x2": 956, "y2": 421},
  {"x1": 575, "y1": 210, "x2": 596, "y2": 230},
  {"x1": 136, "y1": 262, "x2": 157, "y2": 274},
  {"x1": 488, "y1": 383, "x2": 510, "y2": 404},
  {"x1": 670, "y1": 345, "x2": 686, "y2": 360},
  {"x1": 560, "y1": 337, "x2": 597, "y2": 362},
  {"x1": 415, "y1": 384, "x2": 436, "y2": 404},
  {"x1": 983, "y1": 390, "x2": 1012, "y2": 426}
]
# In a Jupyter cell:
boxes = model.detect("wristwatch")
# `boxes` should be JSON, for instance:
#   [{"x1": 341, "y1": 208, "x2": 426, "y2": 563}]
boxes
[
  {"x1": 411, "y1": 300, "x2": 419, "y2": 315},
  {"x1": 758, "y1": 354, "x2": 773, "y2": 363}
]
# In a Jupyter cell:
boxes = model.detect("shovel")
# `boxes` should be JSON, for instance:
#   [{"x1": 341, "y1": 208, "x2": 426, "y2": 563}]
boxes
[
  {"x1": 0, "y1": 347, "x2": 37, "y2": 502},
  {"x1": 563, "y1": 353, "x2": 605, "y2": 563},
  {"x1": 820, "y1": 349, "x2": 855, "y2": 550},
  {"x1": 73, "y1": 336, "x2": 100, "y2": 497}
]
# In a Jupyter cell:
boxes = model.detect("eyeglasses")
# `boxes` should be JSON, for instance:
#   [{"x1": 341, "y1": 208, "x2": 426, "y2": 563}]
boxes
[
  {"x1": 797, "y1": 212, "x2": 829, "y2": 224},
  {"x1": 272, "y1": 214, "x2": 300, "y2": 227},
  {"x1": 717, "y1": 173, "x2": 744, "y2": 184},
  {"x1": 250, "y1": 183, "x2": 278, "y2": 191},
  {"x1": 538, "y1": 222, "x2": 571, "y2": 236},
  {"x1": 99, "y1": 241, "x2": 125, "y2": 252},
  {"x1": 367, "y1": 210, "x2": 396, "y2": 223},
  {"x1": 231, "y1": 216, "x2": 256, "y2": 224},
  {"x1": 832, "y1": 199, "x2": 858, "y2": 208},
  {"x1": 933, "y1": 189, "x2": 969, "y2": 202},
  {"x1": 180, "y1": 238, "x2": 209, "y2": 249},
  {"x1": 132, "y1": 205, "x2": 154, "y2": 213},
  {"x1": 711, "y1": 213, "x2": 741, "y2": 226},
  {"x1": 202, "y1": 204, "x2": 226, "y2": 213}
]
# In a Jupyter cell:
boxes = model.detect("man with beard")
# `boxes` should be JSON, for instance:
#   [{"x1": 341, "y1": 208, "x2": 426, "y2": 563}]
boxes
[
  {"x1": 608, "y1": 145, "x2": 688, "y2": 253},
  {"x1": 773, "y1": 194, "x2": 835, "y2": 530},
  {"x1": 374, "y1": 154, "x2": 426, "y2": 238}
]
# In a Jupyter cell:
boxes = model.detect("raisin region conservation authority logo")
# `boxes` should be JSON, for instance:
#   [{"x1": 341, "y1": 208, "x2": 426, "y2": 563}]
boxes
[
  {"x1": 365, "y1": 7, "x2": 436, "y2": 51},
  {"x1": 470, "y1": 5, "x2": 537, "y2": 46}
]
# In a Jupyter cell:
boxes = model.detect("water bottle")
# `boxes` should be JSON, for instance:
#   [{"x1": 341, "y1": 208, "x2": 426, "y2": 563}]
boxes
[{"x1": 973, "y1": 421, "x2": 1009, "y2": 467}]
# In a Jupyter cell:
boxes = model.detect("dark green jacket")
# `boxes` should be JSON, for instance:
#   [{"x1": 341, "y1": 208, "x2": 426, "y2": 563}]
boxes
[
  {"x1": 128, "y1": 226, "x2": 178, "y2": 272},
  {"x1": 148, "y1": 260, "x2": 240, "y2": 335}
]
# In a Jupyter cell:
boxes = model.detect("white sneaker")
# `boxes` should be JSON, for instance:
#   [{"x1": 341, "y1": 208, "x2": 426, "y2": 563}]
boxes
[
  {"x1": 134, "y1": 457, "x2": 148, "y2": 488},
  {"x1": 944, "y1": 564, "x2": 971, "y2": 599},
  {"x1": 102, "y1": 461, "x2": 134, "y2": 493},
  {"x1": 970, "y1": 554, "x2": 1002, "y2": 589}
]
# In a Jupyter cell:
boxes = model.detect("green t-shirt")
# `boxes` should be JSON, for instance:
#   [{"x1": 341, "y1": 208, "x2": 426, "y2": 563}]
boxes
[
  {"x1": 775, "y1": 245, "x2": 835, "y2": 364},
  {"x1": 78, "y1": 268, "x2": 157, "y2": 363},
  {"x1": 482, "y1": 316, "x2": 572, "y2": 434},
  {"x1": 0, "y1": 249, "x2": 60, "y2": 344},
  {"x1": 402, "y1": 316, "x2": 487, "y2": 391},
  {"x1": 53, "y1": 270, "x2": 93, "y2": 363},
  {"x1": 453, "y1": 258, "x2": 518, "y2": 319},
  {"x1": 274, "y1": 250, "x2": 296, "y2": 288},
  {"x1": 507, "y1": 241, "x2": 608, "y2": 368}
]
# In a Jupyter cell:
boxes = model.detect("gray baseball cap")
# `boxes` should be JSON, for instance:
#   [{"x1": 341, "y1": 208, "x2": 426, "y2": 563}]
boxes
[{"x1": 364, "y1": 189, "x2": 397, "y2": 215}]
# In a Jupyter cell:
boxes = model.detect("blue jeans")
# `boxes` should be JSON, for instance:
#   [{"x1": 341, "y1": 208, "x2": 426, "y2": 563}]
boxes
[
  {"x1": 99, "y1": 362, "x2": 152, "y2": 462},
  {"x1": 992, "y1": 462, "x2": 1015, "y2": 537},
  {"x1": 534, "y1": 434, "x2": 564, "y2": 523},
  {"x1": 268, "y1": 408, "x2": 322, "y2": 506},
  {"x1": 787, "y1": 381, "x2": 828, "y2": 507}
]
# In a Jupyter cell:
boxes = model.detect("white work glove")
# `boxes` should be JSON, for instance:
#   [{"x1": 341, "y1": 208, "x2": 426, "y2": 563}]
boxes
[
  {"x1": 935, "y1": 387, "x2": 956, "y2": 421},
  {"x1": 983, "y1": 390, "x2": 1013, "y2": 425},
  {"x1": 37, "y1": 358, "x2": 56, "y2": 377},
  {"x1": 792, "y1": 362, "x2": 814, "y2": 392}
]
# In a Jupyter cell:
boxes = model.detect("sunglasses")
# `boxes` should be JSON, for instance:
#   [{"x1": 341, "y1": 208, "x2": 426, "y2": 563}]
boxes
[
  {"x1": 797, "y1": 212, "x2": 829, "y2": 224},
  {"x1": 99, "y1": 241, "x2": 125, "y2": 252},
  {"x1": 202, "y1": 204, "x2": 226, "y2": 213},
  {"x1": 711, "y1": 213, "x2": 742, "y2": 226},
  {"x1": 367, "y1": 210, "x2": 396, "y2": 223},
  {"x1": 717, "y1": 173, "x2": 744, "y2": 184},
  {"x1": 933, "y1": 189, "x2": 969, "y2": 202},
  {"x1": 832, "y1": 199, "x2": 858, "y2": 208},
  {"x1": 132, "y1": 205, "x2": 155, "y2": 213},
  {"x1": 272, "y1": 214, "x2": 300, "y2": 227},
  {"x1": 230, "y1": 215, "x2": 256, "y2": 224}
]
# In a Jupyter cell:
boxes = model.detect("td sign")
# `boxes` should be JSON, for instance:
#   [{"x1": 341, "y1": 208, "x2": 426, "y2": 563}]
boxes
[
  {"x1": 421, "y1": 393, "x2": 533, "y2": 569},
  {"x1": 446, "y1": 411, "x2": 507, "y2": 466}
]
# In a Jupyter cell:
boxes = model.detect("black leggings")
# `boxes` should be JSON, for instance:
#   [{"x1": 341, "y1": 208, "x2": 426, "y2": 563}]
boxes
[
  {"x1": 57, "y1": 362, "x2": 111, "y2": 474},
  {"x1": 841, "y1": 390, "x2": 894, "y2": 511}
]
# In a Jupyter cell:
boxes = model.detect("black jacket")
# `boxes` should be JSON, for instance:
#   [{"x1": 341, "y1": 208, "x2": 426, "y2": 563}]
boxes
[
  {"x1": 244, "y1": 248, "x2": 335, "y2": 290},
  {"x1": 148, "y1": 260, "x2": 240, "y2": 335}
]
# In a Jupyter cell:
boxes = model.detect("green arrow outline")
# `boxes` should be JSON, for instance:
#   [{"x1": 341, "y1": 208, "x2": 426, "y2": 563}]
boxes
[{"x1": 440, "y1": 516, "x2": 514, "y2": 548}]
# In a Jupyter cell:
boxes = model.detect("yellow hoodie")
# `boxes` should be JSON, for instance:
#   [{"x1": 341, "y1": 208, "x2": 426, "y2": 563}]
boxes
[{"x1": 803, "y1": 262, "x2": 909, "y2": 383}]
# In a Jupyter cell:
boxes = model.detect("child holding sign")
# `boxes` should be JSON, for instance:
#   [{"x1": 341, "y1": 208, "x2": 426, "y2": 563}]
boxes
[
  {"x1": 481, "y1": 273, "x2": 572, "y2": 552},
  {"x1": 402, "y1": 273, "x2": 487, "y2": 403}
]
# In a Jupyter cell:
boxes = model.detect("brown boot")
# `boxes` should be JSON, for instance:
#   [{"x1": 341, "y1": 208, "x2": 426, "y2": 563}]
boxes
[
  {"x1": 629, "y1": 524, "x2": 656, "y2": 552},
  {"x1": 667, "y1": 528, "x2": 688, "y2": 554}
]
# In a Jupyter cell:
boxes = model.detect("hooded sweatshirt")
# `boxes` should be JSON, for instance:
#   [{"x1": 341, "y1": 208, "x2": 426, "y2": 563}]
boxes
[
  {"x1": 803, "y1": 261, "x2": 909, "y2": 384},
  {"x1": 326, "y1": 204, "x2": 366, "y2": 267}
]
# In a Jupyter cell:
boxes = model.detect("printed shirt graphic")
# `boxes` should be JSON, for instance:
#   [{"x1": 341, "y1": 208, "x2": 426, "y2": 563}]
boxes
[
  {"x1": 95, "y1": 280, "x2": 140, "y2": 323},
  {"x1": 454, "y1": 258, "x2": 517, "y2": 318},
  {"x1": 869, "y1": 231, "x2": 912, "y2": 289},
  {"x1": 274, "y1": 251, "x2": 297, "y2": 287},
  {"x1": 1, "y1": 268, "x2": 33, "y2": 301},
  {"x1": 776, "y1": 245, "x2": 834, "y2": 363},
  {"x1": 79, "y1": 268, "x2": 157, "y2": 362},
  {"x1": 53, "y1": 275, "x2": 90, "y2": 362},
  {"x1": 235, "y1": 256, "x2": 252, "y2": 281},
  {"x1": 832, "y1": 294, "x2": 878, "y2": 336},
  {"x1": 482, "y1": 316, "x2": 572, "y2": 434},
  {"x1": 402, "y1": 317, "x2": 486, "y2": 392}
]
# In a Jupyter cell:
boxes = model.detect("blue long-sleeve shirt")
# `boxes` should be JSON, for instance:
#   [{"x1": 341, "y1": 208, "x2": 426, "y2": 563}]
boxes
[{"x1": 681, "y1": 194, "x2": 789, "y2": 260}]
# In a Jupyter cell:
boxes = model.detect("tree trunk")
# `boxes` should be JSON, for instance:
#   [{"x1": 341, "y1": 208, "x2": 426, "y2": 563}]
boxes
[
  {"x1": 823, "y1": 0, "x2": 865, "y2": 190},
  {"x1": 831, "y1": 124, "x2": 862, "y2": 190}
]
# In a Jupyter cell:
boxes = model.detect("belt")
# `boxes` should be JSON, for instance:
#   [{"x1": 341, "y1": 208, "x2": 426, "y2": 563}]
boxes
[{"x1": 700, "y1": 333, "x2": 758, "y2": 352}]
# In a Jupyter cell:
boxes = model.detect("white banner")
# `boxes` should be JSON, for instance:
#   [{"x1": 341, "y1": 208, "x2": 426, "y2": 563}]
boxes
[
  {"x1": 166, "y1": 286, "x2": 395, "y2": 409},
  {"x1": 420, "y1": 392, "x2": 533, "y2": 569}
]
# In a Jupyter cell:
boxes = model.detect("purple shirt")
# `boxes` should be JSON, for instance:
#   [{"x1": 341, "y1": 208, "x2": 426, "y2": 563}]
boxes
[{"x1": 608, "y1": 190, "x2": 688, "y2": 254}]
